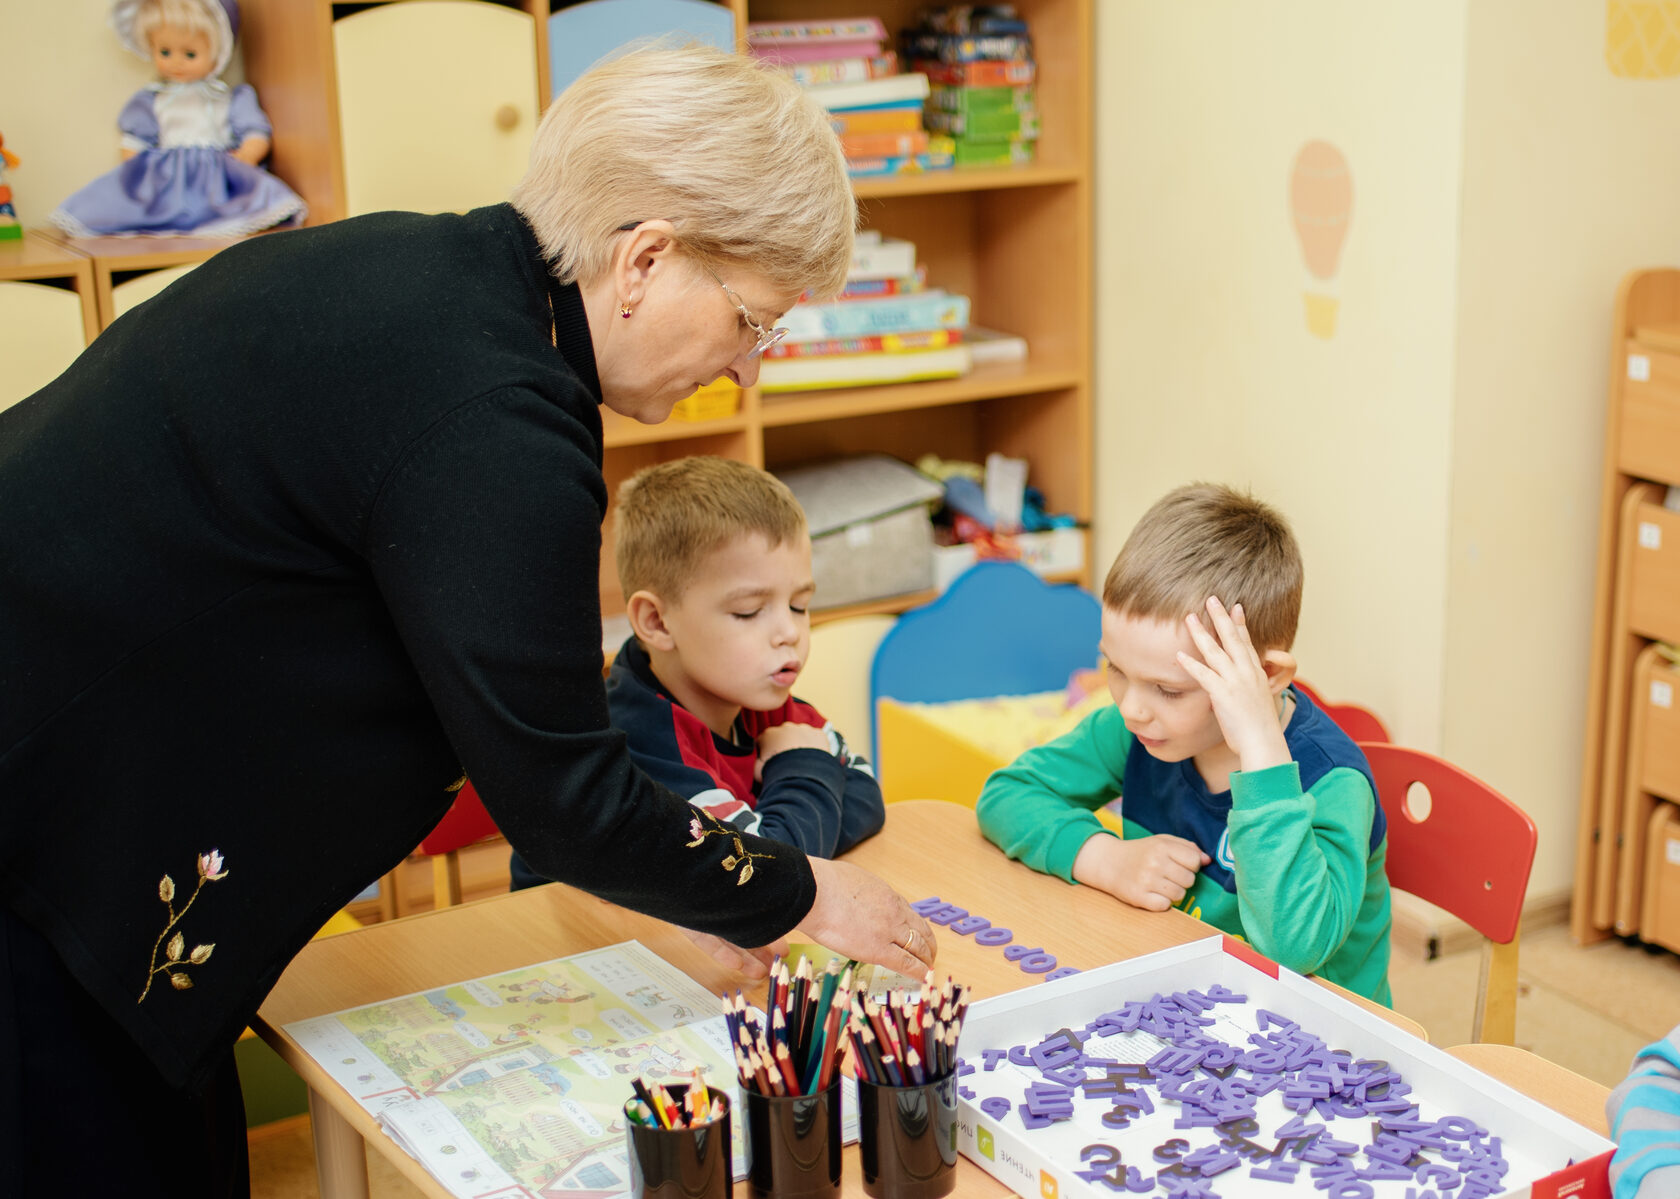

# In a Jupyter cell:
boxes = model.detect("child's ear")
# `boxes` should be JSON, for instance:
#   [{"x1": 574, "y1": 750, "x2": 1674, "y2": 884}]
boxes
[
  {"x1": 1261, "y1": 649, "x2": 1297, "y2": 696},
  {"x1": 625, "y1": 589, "x2": 676, "y2": 651}
]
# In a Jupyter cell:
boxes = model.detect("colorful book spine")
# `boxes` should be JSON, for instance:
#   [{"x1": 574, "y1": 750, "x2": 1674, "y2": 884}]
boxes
[
  {"x1": 805, "y1": 72, "x2": 932, "y2": 112},
  {"x1": 747, "y1": 17, "x2": 888, "y2": 44},
  {"x1": 784, "y1": 51, "x2": 899, "y2": 88},
  {"x1": 781, "y1": 291, "x2": 970, "y2": 341},
  {"x1": 927, "y1": 84, "x2": 1036, "y2": 115},
  {"x1": 845, "y1": 148, "x2": 957, "y2": 178},
  {"x1": 916, "y1": 59, "x2": 1036, "y2": 87},
  {"x1": 764, "y1": 327, "x2": 960, "y2": 359},
  {"x1": 828, "y1": 106, "x2": 924, "y2": 135},
  {"x1": 834, "y1": 270, "x2": 927, "y2": 301},
  {"x1": 757, "y1": 345, "x2": 973, "y2": 393},
  {"x1": 840, "y1": 130, "x2": 931, "y2": 158},
  {"x1": 751, "y1": 39, "x2": 884, "y2": 66},
  {"x1": 925, "y1": 108, "x2": 1039, "y2": 139}
]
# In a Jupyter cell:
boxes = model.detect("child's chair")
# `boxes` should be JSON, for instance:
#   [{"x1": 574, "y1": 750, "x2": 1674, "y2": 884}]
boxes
[
  {"x1": 1293, "y1": 678, "x2": 1391, "y2": 743},
  {"x1": 870, "y1": 562, "x2": 1103, "y2": 804},
  {"x1": 379, "y1": 781, "x2": 505, "y2": 916},
  {"x1": 798, "y1": 614, "x2": 898, "y2": 762},
  {"x1": 1360, "y1": 742, "x2": 1537, "y2": 1044}
]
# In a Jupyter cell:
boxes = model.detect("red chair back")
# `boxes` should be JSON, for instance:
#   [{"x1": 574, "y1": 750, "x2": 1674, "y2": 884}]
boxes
[
  {"x1": 1359, "y1": 742, "x2": 1535, "y2": 943},
  {"x1": 1294, "y1": 679, "x2": 1392, "y2": 744},
  {"x1": 419, "y1": 780, "x2": 501, "y2": 856}
]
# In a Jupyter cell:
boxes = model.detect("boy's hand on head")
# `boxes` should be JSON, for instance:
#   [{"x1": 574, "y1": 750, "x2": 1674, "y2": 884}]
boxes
[
  {"x1": 1178, "y1": 597, "x2": 1292, "y2": 775},
  {"x1": 1072, "y1": 832, "x2": 1210, "y2": 912},
  {"x1": 754, "y1": 723, "x2": 832, "y2": 782}
]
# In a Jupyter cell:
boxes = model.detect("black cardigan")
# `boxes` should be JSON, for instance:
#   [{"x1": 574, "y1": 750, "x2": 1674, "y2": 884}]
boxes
[{"x1": 0, "y1": 204, "x2": 816, "y2": 1088}]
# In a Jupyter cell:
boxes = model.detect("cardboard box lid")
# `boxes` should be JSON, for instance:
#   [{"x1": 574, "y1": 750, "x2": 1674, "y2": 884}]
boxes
[{"x1": 776, "y1": 454, "x2": 944, "y2": 537}]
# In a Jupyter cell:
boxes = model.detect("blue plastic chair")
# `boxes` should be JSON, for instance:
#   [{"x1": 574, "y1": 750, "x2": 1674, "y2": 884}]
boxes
[{"x1": 869, "y1": 561, "x2": 1103, "y2": 779}]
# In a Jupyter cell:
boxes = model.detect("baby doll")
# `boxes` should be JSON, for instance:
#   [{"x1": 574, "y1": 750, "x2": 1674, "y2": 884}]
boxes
[{"x1": 49, "y1": 0, "x2": 306, "y2": 238}]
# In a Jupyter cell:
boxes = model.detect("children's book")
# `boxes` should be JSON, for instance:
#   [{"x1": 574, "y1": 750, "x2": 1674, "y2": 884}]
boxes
[
  {"x1": 781, "y1": 291, "x2": 970, "y2": 342},
  {"x1": 784, "y1": 51, "x2": 899, "y2": 87},
  {"x1": 964, "y1": 325, "x2": 1029, "y2": 364},
  {"x1": 804, "y1": 72, "x2": 931, "y2": 112},
  {"x1": 747, "y1": 16, "x2": 888, "y2": 44},
  {"x1": 757, "y1": 345, "x2": 973, "y2": 392},
  {"x1": 840, "y1": 130, "x2": 931, "y2": 159},
  {"x1": 828, "y1": 105, "x2": 925, "y2": 135},
  {"x1": 764, "y1": 327, "x2": 961, "y2": 360},
  {"x1": 834, "y1": 268, "x2": 928, "y2": 301},
  {"x1": 751, "y1": 39, "x2": 884, "y2": 65},
  {"x1": 846, "y1": 140, "x2": 957, "y2": 178},
  {"x1": 952, "y1": 137, "x2": 1036, "y2": 168}
]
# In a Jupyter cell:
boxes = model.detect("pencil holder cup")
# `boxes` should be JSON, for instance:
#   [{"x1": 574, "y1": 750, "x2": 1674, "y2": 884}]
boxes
[
  {"x1": 857, "y1": 1073, "x2": 958, "y2": 1198},
  {"x1": 743, "y1": 1077, "x2": 842, "y2": 1198},
  {"x1": 623, "y1": 1086, "x2": 732, "y2": 1199}
]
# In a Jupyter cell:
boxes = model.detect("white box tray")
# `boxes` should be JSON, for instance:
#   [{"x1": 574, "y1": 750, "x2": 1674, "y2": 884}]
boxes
[{"x1": 954, "y1": 936, "x2": 1612, "y2": 1199}]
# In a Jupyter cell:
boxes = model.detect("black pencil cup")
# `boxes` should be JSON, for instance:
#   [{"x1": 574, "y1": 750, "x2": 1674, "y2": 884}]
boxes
[
  {"x1": 623, "y1": 1085, "x2": 732, "y2": 1199},
  {"x1": 857, "y1": 1073, "x2": 958, "y2": 1199},
  {"x1": 744, "y1": 1077, "x2": 842, "y2": 1197}
]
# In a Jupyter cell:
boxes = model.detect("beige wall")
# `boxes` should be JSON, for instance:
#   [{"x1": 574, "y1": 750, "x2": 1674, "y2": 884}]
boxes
[
  {"x1": 1093, "y1": 4, "x2": 1469, "y2": 741},
  {"x1": 1447, "y1": 2, "x2": 1680, "y2": 894},
  {"x1": 0, "y1": 0, "x2": 246, "y2": 227},
  {"x1": 1095, "y1": 1, "x2": 1680, "y2": 902}
]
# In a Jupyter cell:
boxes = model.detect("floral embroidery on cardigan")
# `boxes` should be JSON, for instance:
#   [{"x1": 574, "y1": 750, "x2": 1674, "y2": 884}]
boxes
[
  {"x1": 138, "y1": 849, "x2": 228, "y2": 1002},
  {"x1": 686, "y1": 811, "x2": 773, "y2": 886}
]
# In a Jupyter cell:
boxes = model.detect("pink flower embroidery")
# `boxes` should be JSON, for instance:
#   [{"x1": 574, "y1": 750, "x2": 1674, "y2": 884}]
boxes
[{"x1": 140, "y1": 849, "x2": 229, "y2": 1002}]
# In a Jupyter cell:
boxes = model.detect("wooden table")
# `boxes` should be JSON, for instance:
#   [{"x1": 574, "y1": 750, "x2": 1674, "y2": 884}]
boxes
[{"x1": 254, "y1": 800, "x2": 1600, "y2": 1198}]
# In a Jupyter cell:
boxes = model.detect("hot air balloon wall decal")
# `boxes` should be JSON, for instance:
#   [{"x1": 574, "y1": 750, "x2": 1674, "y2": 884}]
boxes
[{"x1": 1289, "y1": 139, "x2": 1352, "y2": 340}]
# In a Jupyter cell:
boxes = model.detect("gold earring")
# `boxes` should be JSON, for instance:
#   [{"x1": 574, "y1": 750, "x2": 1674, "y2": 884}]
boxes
[{"x1": 619, "y1": 303, "x2": 633, "y2": 319}]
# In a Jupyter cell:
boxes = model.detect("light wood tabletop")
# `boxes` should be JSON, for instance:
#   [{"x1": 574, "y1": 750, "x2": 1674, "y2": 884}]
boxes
[{"x1": 254, "y1": 799, "x2": 1601, "y2": 1198}]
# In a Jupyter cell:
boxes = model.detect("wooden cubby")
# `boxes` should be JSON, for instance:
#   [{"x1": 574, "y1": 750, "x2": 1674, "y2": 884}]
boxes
[{"x1": 1574, "y1": 268, "x2": 1680, "y2": 944}]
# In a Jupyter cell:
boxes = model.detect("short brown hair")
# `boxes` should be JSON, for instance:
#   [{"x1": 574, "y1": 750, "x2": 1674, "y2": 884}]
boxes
[
  {"x1": 616, "y1": 457, "x2": 808, "y2": 600},
  {"x1": 1102, "y1": 483, "x2": 1303, "y2": 650}
]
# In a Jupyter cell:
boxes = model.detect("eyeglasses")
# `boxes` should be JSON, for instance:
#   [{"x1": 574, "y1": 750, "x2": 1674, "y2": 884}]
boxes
[
  {"x1": 703, "y1": 266, "x2": 788, "y2": 358},
  {"x1": 615, "y1": 220, "x2": 788, "y2": 358}
]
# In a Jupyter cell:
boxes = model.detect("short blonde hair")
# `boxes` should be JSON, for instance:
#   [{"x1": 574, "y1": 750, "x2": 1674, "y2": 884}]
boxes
[
  {"x1": 513, "y1": 44, "x2": 856, "y2": 299},
  {"x1": 616, "y1": 456, "x2": 808, "y2": 601},
  {"x1": 1103, "y1": 483, "x2": 1303, "y2": 651}
]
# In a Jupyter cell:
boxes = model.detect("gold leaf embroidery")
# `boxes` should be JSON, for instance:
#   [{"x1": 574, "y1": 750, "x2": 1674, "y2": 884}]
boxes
[
  {"x1": 683, "y1": 810, "x2": 773, "y2": 887},
  {"x1": 139, "y1": 849, "x2": 230, "y2": 1003}
]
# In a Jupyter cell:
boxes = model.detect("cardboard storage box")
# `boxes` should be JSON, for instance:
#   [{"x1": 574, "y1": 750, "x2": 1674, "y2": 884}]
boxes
[
  {"x1": 956, "y1": 937, "x2": 1612, "y2": 1199},
  {"x1": 777, "y1": 455, "x2": 943, "y2": 609}
]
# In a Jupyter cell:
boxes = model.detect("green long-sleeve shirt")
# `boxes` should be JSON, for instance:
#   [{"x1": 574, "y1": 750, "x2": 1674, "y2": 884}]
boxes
[{"x1": 976, "y1": 695, "x2": 1392, "y2": 1003}]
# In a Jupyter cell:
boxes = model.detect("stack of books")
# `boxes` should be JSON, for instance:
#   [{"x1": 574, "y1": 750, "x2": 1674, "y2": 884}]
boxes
[
  {"x1": 901, "y1": 5, "x2": 1039, "y2": 169},
  {"x1": 748, "y1": 17, "x2": 954, "y2": 179},
  {"x1": 758, "y1": 231, "x2": 973, "y2": 392}
]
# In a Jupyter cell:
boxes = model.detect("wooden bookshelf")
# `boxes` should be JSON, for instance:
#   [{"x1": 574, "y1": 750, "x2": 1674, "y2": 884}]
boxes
[{"x1": 236, "y1": 0, "x2": 1094, "y2": 626}]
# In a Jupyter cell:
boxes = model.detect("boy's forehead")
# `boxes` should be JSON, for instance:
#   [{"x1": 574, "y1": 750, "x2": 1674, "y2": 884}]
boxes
[{"x1": 1100, "y1": 607, "x2": 1198, "y2": 674}]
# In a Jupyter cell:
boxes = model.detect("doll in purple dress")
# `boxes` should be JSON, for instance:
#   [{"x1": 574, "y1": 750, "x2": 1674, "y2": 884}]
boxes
[{"x1": 49, "y1": 0, "x2": 306, "y2": 238}]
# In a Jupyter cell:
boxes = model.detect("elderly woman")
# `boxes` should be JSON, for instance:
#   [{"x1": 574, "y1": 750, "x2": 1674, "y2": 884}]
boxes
[{"x1": 0, "y1": 45, "x2": 935, "y2": 1196}]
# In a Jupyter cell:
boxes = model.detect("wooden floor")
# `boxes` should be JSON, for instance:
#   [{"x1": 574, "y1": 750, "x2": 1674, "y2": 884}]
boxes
[{"x1": 248, "y1": 920, "x2": 1678, "y2": 1199}]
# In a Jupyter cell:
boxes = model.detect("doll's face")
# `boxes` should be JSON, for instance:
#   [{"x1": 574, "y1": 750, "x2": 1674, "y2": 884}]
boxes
[{"x1": 148, "y1": 24, "x2": 216, "y2": 83}]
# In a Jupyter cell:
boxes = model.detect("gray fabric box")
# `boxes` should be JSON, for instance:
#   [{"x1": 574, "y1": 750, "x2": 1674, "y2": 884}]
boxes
[{"x1": 776, "y1": 455, "x2": 945, "y2": 609}]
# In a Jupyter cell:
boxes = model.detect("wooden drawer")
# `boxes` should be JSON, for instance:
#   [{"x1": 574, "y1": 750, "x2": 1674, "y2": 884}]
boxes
[
  {"x1": 1626, "y1": 500, "x2": 1680, "y2": 644},
  {"x1": 1622, "y1": 340, "x2": 1680, "y2": 487},
  {"x1": 1640, "y1": 801, "x2": 1680, "y2": 954},
  {"x1": 1635, "y1": 650, "x2": 1680, "y2": 802}
]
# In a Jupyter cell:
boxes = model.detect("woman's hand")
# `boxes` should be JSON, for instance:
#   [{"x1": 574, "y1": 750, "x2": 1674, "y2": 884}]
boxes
[
  {"x1": 680, "y1": 928, "x2": 786, "y2": 980},
  {"x1": 801, "y1": 857, "x2": 937, "y2": 974}
]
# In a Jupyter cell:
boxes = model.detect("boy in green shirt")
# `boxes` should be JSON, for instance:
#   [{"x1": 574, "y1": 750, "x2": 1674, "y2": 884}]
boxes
[{"x1": 976, "y1": 483, "x2": 1392, "y2": 1002}]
